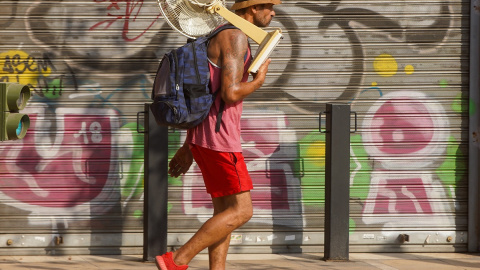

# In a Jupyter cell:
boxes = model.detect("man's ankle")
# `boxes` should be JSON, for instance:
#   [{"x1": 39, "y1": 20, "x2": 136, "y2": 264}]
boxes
[{"x1": 171, "y1": 250, "x2": 185, "y2": 266}]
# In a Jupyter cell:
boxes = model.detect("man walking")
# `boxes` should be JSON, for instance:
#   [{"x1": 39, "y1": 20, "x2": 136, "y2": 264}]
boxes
[{"x1": 155, "y1": 0, "x2": 281, "y2": 269}]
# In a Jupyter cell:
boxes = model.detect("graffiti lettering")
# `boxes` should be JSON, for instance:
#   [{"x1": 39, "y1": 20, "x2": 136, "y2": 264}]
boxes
[
  {"x1": 2, "y1": 53, "x2": 53, "y2": 75},
  {"x1": 90, "y1": 0, "x2": 160, "y2": 42},
  {"x1": 0, "y1": 51, "x2": 52, "y2": 82},
  {"x1": 0, "y1": 50, "x2": 68, "y2": 98}
]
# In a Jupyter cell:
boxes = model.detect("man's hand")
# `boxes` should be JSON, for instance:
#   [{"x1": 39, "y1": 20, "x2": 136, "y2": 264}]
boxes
[
  {"x1": 251, "y1": 58, "x2": 271, "y2": 82},
  {"x1": 168, "y1": 144, "x2": 193, "y2": 178}
]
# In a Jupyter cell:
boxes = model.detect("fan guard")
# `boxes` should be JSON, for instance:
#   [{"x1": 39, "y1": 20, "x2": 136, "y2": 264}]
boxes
[{"x1": 158, "y1": 0, "x2": 227, "y2": 38}]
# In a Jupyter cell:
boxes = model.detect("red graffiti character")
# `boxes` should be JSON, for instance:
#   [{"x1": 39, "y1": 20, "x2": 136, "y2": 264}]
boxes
[{"x1": 0, "y1": 107, "x2": 119, "y2": 211}]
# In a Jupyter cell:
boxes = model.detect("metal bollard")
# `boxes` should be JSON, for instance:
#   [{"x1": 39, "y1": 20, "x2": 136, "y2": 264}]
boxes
[
  {"x1": 139, "y1": 103, "x2": 169, "y2": 261},
  {"x1": 319, "y1": 103, "x2": 356, "y2": 261}
]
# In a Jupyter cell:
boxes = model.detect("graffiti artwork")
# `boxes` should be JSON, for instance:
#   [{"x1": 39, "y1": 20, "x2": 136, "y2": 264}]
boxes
[
  {"x1": 0, "y1": 106, "x2": 120, "y2": 214},
  {"x1": 0, "y1": 0, "x2": 469, "y2": 252}
]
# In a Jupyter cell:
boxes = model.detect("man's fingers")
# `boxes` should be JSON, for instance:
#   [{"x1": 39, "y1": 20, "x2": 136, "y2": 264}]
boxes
[
  {"x1": 261, "y1": 58, "x2": 271, "y2": 69},
  {"x1": 168, "y1": 149, "x2": 192, "y2": 177},
  {"x1": 169, "y1": 167, "x2": 181, "y2": 178},
  {"x1": 168, "y1": 161, "x2": 188, "y2": 178}
]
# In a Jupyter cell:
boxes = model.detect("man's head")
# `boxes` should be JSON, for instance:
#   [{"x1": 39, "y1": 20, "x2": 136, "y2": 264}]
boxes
[
  {"x1": 231, "y1": 0, "x2": 281, "y2": 27},
  {"x1": 231, "y1": 0, "x2": 281, "y2": 11}
]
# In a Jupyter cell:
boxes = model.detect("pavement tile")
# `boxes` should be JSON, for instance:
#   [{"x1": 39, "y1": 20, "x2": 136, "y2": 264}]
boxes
[
  {"x1": 0, "y1": 265, "x2": 29, "y2": 270},
  {"x1": 188, "y1": 261, "x2": 211, "y2": 269},
  {"x1": 378, "y1": 259, "x2": 467, "y2": 270},
  {"x1": 436, "y1": 258, "x2": 480, "y2": 270},
  {"x1": 350, "y1": 253, "x2": 420, "y2": 260},
  {"x1": 0, "y1": 253, "x2": 479, "y2": 270}
]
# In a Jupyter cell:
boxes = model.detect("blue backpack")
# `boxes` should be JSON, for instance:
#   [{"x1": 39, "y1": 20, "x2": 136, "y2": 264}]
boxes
[{"x1": 150, "y1": 25, "x2": 238, "y2": 132}]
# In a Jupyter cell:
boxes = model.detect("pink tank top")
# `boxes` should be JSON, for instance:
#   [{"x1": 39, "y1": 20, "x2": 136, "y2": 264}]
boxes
[{"x1": 186, "y1": 44, "x2": 252, "y2": 152}]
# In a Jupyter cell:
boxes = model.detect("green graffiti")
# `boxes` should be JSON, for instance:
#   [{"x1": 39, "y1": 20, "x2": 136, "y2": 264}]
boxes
[
  {"x1": 296, "y1": 132, "x2": 371, "y2": 208},
  {"x1": 43, "y1": 78, "x2": 63, "y2": 99},
  {"x1": 439, "y1": 79, "x2": 448, "y2": 88},
  {"x1": 436, "y1": 136, "x2": 467, "y2": 198},
  {"x1": 350, "y1": 134, "x2": 372, "y2": 201},
  {"x1": 119, "y1": 122, "x2": 145, "y2": 198},
  {"x1": 119, "y1": 124, "x2": 181, "y2": 215},
  {"x1": 349, "y1": 218, "x2": 356, "y2": 234},
  {"x1": 451, "y1": 92, "x2": 469, "y2": 114},
  {"x1": 133, "y1": 209, "x2": 143, "y2": 219},
  {"x1": 297, "y1": 131, "x2": 326, "y2": 207}
]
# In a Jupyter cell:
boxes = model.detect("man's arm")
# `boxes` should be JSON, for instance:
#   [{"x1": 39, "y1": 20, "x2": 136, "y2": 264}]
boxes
[{"x1": 217, "y1": 29, "x2": 271, "y2": 104}]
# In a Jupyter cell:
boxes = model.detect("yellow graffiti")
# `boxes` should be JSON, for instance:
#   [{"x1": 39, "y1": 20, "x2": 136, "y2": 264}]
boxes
[
  {"x1": 305, "y1": 141, "x2": 326, "y2": 167},
  {"x1": 373, "y1": 54, "x2": 397, "y2": 77},
  {"x1": 0, "y1": 50, "x2": 51, "y2": 86},
  {"x1": 405, "y1": 65, "x2": 415, "y2": 75}
]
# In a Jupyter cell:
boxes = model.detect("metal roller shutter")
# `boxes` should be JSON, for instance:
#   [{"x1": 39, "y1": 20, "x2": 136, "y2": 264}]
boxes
[
  {"x1": 0, "y1": 0, "x2": 470, "y2": 255},
  {"x1": 0, "y1": 0, "x2": 162, "y2": 255}
]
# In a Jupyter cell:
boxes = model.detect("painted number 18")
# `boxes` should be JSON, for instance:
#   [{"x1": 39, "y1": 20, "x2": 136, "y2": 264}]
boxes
[{"x1": 75, "y1": 121, "x2": 103, "y2": 144}]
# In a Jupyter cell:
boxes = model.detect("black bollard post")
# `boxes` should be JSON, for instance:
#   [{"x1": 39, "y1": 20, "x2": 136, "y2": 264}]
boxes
[
  {"x1": 320, "y1": 103, "x2": 352, "y2": 261},
  {"x1": 141, "y1": 103, "x2": 169, "y2": 261}
]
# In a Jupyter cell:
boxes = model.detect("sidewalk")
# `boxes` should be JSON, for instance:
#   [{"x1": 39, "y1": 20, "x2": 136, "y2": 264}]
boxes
[{"x1": 0, "y1": 253, "x2": 479, "y2": 270}]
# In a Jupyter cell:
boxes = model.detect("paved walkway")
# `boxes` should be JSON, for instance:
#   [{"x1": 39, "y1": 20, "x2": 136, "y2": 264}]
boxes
[{"x1": 0, "y1": 253, "x2": 479, "y2": 269}]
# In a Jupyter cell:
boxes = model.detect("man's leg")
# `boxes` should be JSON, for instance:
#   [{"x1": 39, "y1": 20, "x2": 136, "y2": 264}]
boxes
[
  {"x1": 172, "y1": 191, "x2": 253, "y2": 267},
  {"x1": 207, "y1": 195, "x2": 237, "y2": 270},
  {"x1": 207, "y1": 232, "x2": 230, "y2": 270}
]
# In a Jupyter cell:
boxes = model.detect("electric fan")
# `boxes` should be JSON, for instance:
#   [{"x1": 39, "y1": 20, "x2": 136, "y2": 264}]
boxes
[{"x1": 157, "y1": 0, "x2": 282, "y2": 73}]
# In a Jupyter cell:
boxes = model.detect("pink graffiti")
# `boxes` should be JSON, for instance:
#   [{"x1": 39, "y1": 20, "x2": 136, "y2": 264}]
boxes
[
  {"x1": 0, "y1": 108, "x2": 117, "y2": 208},
  {"x1": 242, "y1": 118, "x2": 280, "y2": 157},
  {"x1": 186, "y1": 115, "x2": 295, "y2": 212},
  {"x1": 370, "y1": 177, "x2": 433, "y2": 214},
  {"x1": 371, "y1": 98, "x2": 434, "y2": 154},
  {"x1": 90, "y1": 0, "x2": 160, "y2": 42}
]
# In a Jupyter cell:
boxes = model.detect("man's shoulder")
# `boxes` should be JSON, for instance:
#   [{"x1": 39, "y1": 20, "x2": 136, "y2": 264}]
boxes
[
  {"x1": 207, "y1": 27, "x2": 248, "y2": 62},
  {"x1": 213, "y1": 28, "x2": 247, "y2": 45}
]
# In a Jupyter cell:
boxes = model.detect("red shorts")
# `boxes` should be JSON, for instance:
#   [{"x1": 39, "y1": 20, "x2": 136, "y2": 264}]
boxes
[{"x1": 190, "y1": 144, "x2": 253, "y2": 198}]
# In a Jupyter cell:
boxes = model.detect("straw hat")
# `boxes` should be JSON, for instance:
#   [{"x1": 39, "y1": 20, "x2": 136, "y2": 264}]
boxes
[{"x1": 231, "y1": 0, "x2": 282, "y2": 11}]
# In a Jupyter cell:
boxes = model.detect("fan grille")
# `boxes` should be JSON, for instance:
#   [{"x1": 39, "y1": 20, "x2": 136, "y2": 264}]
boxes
[{"x1": 158, "y1": 0, "x2": 227, "y2": 38}]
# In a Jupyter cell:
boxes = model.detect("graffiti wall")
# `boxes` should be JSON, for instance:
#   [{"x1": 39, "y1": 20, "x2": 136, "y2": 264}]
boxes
[{"x1": 0, "y1": 0, "x2": 470, "y2": 254}]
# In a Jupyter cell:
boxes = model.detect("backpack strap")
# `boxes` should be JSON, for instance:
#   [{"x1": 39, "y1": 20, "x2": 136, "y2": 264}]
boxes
[
  {"x1": 215, "y1": 98, "x2": 225, "y2": 133},
  {"x1": 207, "y1": 24, "x2": 239, "y2": 40}
]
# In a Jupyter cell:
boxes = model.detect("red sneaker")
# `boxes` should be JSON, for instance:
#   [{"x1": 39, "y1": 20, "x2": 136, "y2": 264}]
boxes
[{"x1": 155, "y1": 252, "x2": 188, "y2": 270}]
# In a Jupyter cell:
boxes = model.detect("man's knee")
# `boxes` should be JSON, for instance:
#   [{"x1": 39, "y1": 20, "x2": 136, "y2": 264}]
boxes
[
  {"x1": 240, "y1": 205, "x2": 253, "y2": 223},
  {"x1": 226, "y1": 208, "x2": 251, "y2": 229},
  {"x1": 217, "y1": 191, "x2": 253, "y2": 227},
  {"x1": 225, "y1": 200, "x2": 252, "y2": 227},
  {"x1": 233, "y1": 199, "x2": 253, "y2": 225}
]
